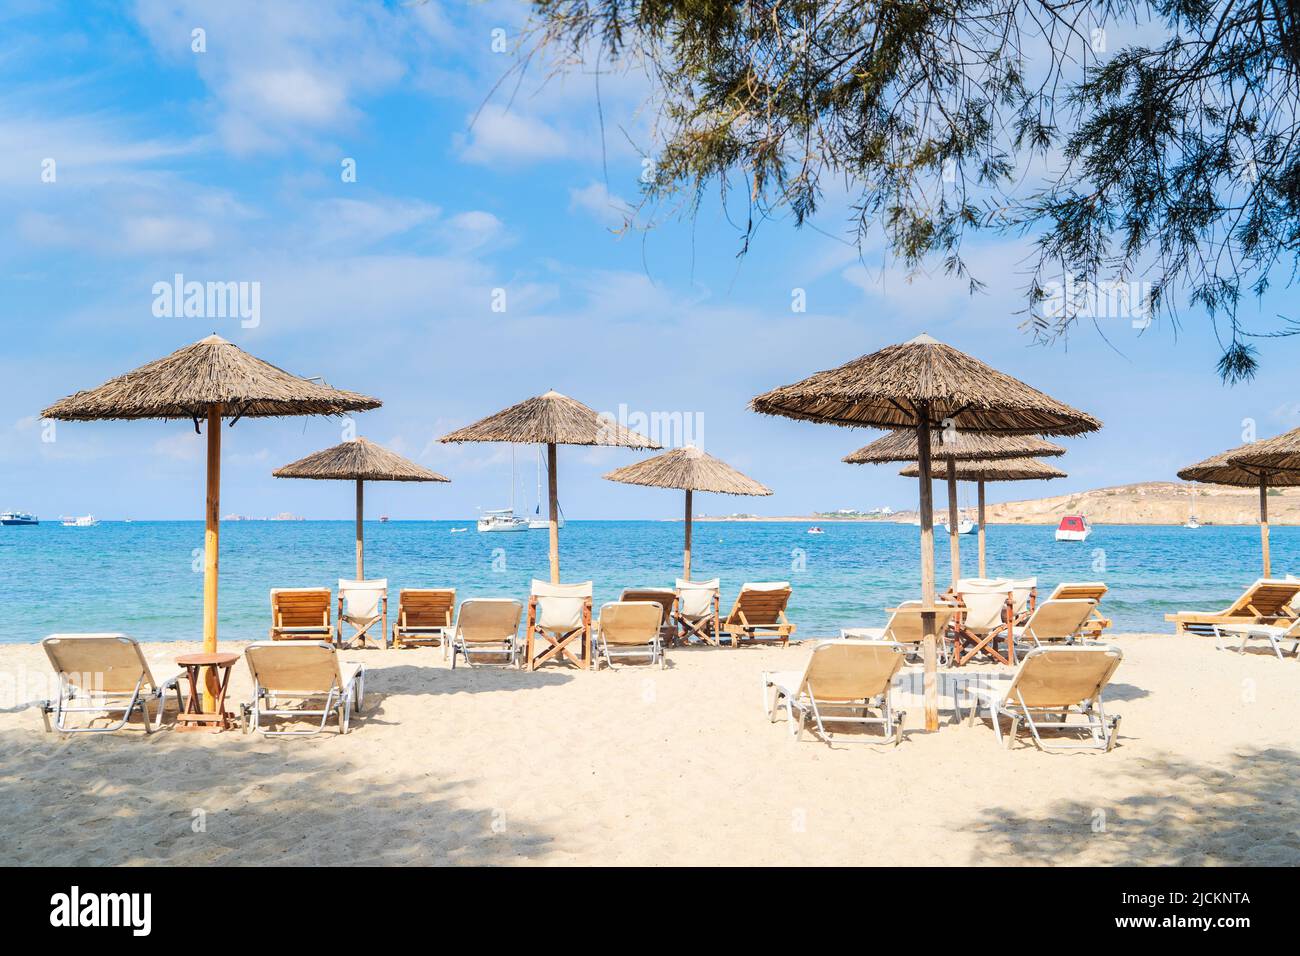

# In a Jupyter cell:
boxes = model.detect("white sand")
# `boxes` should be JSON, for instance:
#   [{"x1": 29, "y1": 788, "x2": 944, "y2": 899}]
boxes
[{"x1": 0, "y1": 634, "x2": 1296, "y2": 866}]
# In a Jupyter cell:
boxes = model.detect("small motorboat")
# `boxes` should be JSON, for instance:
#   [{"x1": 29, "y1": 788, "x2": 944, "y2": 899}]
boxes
[
  {"x1": 379, "y1": 515, "x2": 390, "y2": 523},
  {"x1": 60, "y1": 514, "x2": 99, "y2": 527},
  {"x1": 450, "y1": 527, "x2": 468, "y2": 533},
  {"x1": 1055, "y1": 514, "x2": 1092, "y2": 542},
  {"x1": 806, "y1": 526, "x2": 824, "y2": 535}
]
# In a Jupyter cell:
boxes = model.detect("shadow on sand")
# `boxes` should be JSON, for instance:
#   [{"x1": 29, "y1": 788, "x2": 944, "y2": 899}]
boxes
[{"x1": 960, "y1": 747, "x2": 1300, "y2": 866}]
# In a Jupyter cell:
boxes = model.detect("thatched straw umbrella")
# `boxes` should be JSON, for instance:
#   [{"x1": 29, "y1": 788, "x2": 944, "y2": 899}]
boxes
[
  {"x1": 846, "y1": 432, "x2": 1065, "y2": 581},
  {"x1": 1178, "y1": 430, "x2": 1300, "y2": 576},
  {"x1": 273, "y1": 437, "x2": 449, "y2": 578},
  {"x1": 751, "y1": 333, "x2": 1099, "y2": 731},
  {"x1": 440, "y1": 390, "x2": 659, "y2": 582},
  {"x1": 603, "y1": 445, "x2": 772, "y2": 578},
  {"x1": 42, "y1": 334, "x2": 380, "y2": 710},
  {"x1": 899, "y1": 457, "x2": 1068, "y2": 577}
]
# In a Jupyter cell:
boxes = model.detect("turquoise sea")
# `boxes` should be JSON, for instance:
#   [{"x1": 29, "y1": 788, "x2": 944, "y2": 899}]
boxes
[{"x1": 1, "y1": 520, "x2": 1292, "y2": 643}]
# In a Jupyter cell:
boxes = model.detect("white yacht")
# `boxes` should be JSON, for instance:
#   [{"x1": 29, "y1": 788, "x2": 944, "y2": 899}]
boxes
[
  {"x1": 477, "y1": 509, "x2": 528, "y2": 533},
  {"x1": 527, "y1": 446, "x2": 564, "y2": 529},
  {"x1": 941, "y1": 518, "x2": 976, "y2": 535},
  {"x1": 0, "y1": 511, "x2": 38, "y2": 525},
  {"x1": 60, "y1": 514, "x2": 99, "y2": 527}
]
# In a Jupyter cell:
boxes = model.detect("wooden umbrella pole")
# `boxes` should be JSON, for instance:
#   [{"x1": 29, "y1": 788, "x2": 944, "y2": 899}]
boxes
[
  {"x1": 547, "y1": 442, "x2": 560, "y2": 584},
  {"x1": 946, "y1": 457, "x2": 961, "y2": 590},
  {"x1": 1260, "y1": 474, "x2": 1271, "y2": 577},
  {"x1": 916, "y1": 410, "x2": 939, "y2": 732},
  {"x1": 355, "y1": 479, "x2": 364, "y2": 579},
  {"x1": 683, "y1": 488, "x2": 693, "y2": 579},
  {"x1": 977, "y1": 479, "x2": 987, "y2": 579},
  {"x1": 202, "y1": 403, "x2": 222, "y2": 711}
]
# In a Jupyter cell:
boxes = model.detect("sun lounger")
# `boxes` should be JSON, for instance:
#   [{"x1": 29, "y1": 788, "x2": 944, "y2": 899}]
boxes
[
  {"x1": 525, "y1": 580, "x2": 593, "y2": 670},
  {"x1": 1047, "y1": 582, "x2": 1111, "y2": 637},
  {"x1": 1014, "y1": 598, "x2": 1099, "y2": 652},
  {"x1": 1211, "y1": 619, "x2": 1300, "y2": 660},
  {"x1": 337, "y1": 578, "x2": 387, "y2": 648},
  {"x1": 242, "y1": 642, "x2": 366, "y2": 735},
  {"x1": 450, "y1": 598, "x2": 523, "y2": 668},
  {"x1": 722, "y1": 582, "x2": 796, "y2": 649},
  {"x1": 620, "y1": 587, "x2": 678, "y2": 646},
  {"x1": 269, "y1": 587, "x2": 333, "y2": 642},
  {"x1": 762, "y1": 640, "x2": 907, "y2": 745},
  {"x1": 951, "y1": 585, "x2": 1013, "y2": 666},
  {"x1": 40, "y1": 634, "x2": 183, "y2": 734},
  {"x1": 963, "y1": 645, "x2": 1123, "y2": 751},
  {"x1": 392, "y1": 587, "x2": 456, "y2": 654},
  {"x1": 594, "y1": 601, "x2": 666, "y2": 669},
  {"x1": 674, "y1": 578, "x2": 720, "y2": 646},
  {"x1": 842, "y1": 600, "x2": 958, "y2": 664},
  {"x1": 1164, "y1": 578, "x2": 1300, "y2": 636}
]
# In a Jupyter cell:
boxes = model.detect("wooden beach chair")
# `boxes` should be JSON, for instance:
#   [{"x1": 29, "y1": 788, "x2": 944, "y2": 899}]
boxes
[
  {"x1": 1047, "y1": 582, "x2": 1111, "y2": 638},
  {"x1": 242, "y1": 642, "x2": 365, "y2": 736},
  {"x1": 40, "y1": 634, "x2": 184, "y2": 734},
  {"x1": 763, "y1": 640, "x2": 907, "y2": 746},
  {"x1": 620, "y1": 587, "x2": 678, "y2": 646},
  {"x1": 450, "y1": 598, "x2": 523, "y2": 668},
  {"x1": 525, "y1": 580, "x2": 593, "y2": 670},
  {"x1": 392, "y1": 587, "x2": 456, "y2": 653},
  {"x1": 722, "y1": 582, "x2": 796, "y2": 649},
  {"x1": 844, "y1": 600, "x2": 958, "y2": 664},
  {"x1": 336, "y1": 578, "x2": 387, "y2": 649},
  {"x1": 1164, "y1": 578, "x2": 1300, "y2": 636},
  {"x1": 963, "y1": 645, "x2": 1123, "y2": 751},
  {"x1": 951, "y1": 585, "x2": 1014, "y2": 666},
  {"x1": 594, "y1": 601, "x2": 666, "y2": 669},
  {"x1": 269, "y1": 587, "x2": 333, "y2": 642},
  {"x1": 674, "y1": 578, "x2": 720, "y2": 646}
]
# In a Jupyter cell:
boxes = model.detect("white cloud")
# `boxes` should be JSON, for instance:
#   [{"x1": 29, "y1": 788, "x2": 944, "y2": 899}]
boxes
[
  {"x1": 456, "y1": 105, "x2": 570, "y2": 165},
  {"x1": 151, "y1": 431, "x2": 204, "y2": 463},
  {"x1": 442, "y1": 210, "x2": 505, "y2": 251},
  {"x1": 568, "y1": 181, "x2": 635, "y2": 228}
]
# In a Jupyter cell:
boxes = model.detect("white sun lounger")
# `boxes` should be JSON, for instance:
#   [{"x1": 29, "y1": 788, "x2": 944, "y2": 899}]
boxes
[
  {"x1": 242, "y1": 642, "x2": 366, "y2": 736},
  {"x1": 594, "y1": 601, "x2": 666, "y2": 669},
  {"x1": 964, "y1": 645, "x2": 1123, "y2": 752},
  {"x1": 40, "y1": 634, "x2": 184, "y2": 734},
  {"x1": 1212, "y1": 620, "x2": 1300, "y2": 660},
  {"x1": 762, "y1": 640, "x2": 907, "y2": 746},
  {"x1": 450, "y1": 598, "x2": 523, "y2": 668}
]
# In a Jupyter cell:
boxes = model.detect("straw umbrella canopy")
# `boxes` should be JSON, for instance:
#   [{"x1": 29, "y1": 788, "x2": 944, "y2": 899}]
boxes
[
  {"x1": 751, "y1": 333, "x2": 1100, "y2": 731},
  {"x1": 439, "y1": 390, "x2": 660, "y2": 582},
  {"x1": 603, "y1": 445, "x2": 772, "y2": 578},
  {"x1": 42, "y1": 334, "x2": 380, "y2": 710},
  {"x1": 1178, "y1": 430, "x2": 1300, "y2": 576},
  {"x1": 899, "y1": 457, "x2": 1068, "y2": 577},
  {"x1": 273, "y1": 437, "x2": 449, "y2": 578},
  {"x1": 846, "y1": 432, "x2": 1066, "y2": 582}
]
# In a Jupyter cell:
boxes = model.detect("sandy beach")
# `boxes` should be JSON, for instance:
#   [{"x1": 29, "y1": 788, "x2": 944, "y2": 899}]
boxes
[{"x1": 1, "y1": 633, "x2": 1296, "y2": 867}]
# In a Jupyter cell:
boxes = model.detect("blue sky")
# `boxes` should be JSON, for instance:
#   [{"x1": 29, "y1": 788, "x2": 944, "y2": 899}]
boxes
[{"x1": 2, "y1": 0, "x2": 1297, "y2": 521}]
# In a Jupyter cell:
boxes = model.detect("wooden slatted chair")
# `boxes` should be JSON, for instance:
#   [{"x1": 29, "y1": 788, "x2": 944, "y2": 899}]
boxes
[
  {"x1": 1047, "y1": 582, "x2": 1112, "y2": 638},
  {"x1": 721, "y1": 582, "x2": 796, "y2": 649},
  {"x1": 269, "y1": 588, "x2": 333, "y2": 642},
  {"x1": 392, "y1": 587, "x2": 456, "y2": 653},
  {"x1": 1164, "y1": 578, "x2": 1300, "y2": 636}
]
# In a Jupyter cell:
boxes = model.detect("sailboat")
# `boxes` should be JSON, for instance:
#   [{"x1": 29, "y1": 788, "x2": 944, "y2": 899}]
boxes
[
  {"x1": 1184, "y1": 488, "x2": 1200, "y2": 529},
  {"x1": 528, "y1": 445, "x2": 564, "y2": 530},
  {"x1": 477, "y1": 448, "x2": 528, "y2": 532}
]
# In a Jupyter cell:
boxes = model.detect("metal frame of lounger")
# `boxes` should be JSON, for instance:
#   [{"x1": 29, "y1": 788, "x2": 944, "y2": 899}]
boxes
[
  {"x1": 763, "y1": 641, "x2": 907, "y2": 747},
  {"x1": 594, "y1": 602, "x2": 666, "y2": 670},
  {"x1": 40, "y1": 635, "x2": 184, "y2": 735},
  {"x1": 965, "y1": 647, "x2": 1123, "y2": 752},
  {"x1": 242, "y1": 643, "x2": 366, "y2": 736},
  {"x1": 450, "y1": 599, "x2": 523, "y2": 669},
  {"x1": 1212, "y1": 622, "x2": 1300, "y2": 661}
]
